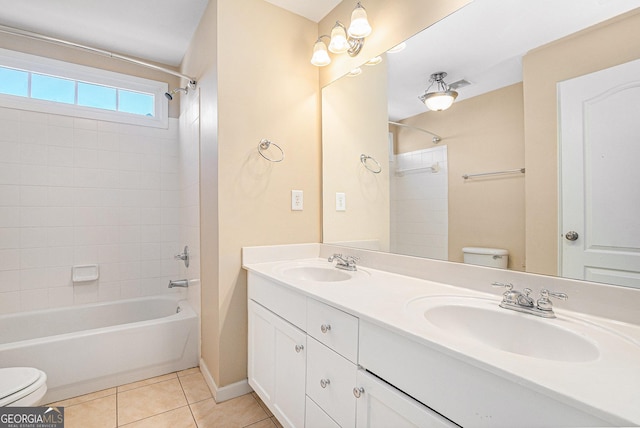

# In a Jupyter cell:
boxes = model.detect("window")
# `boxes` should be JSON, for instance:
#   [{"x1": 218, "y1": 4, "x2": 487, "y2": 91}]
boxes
[
  {"x1": 0, "y1": 67, "x2": 28, "y2": 96},
  {"x1": 0, "y1": 48, "x2": 168, "y2": 128}
]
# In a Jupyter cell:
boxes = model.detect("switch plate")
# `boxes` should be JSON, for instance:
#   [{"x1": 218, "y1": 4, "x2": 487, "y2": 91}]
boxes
[
  {"x1": 336, "y1": 192, "x2": 346, "y2": 211},
  {"x1": 291, "y1": 190, "x2": 303, "y2": 211}
]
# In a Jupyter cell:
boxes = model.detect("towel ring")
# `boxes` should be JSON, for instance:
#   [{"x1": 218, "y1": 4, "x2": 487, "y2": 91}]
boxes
[
  {"x1": 360, "y1": 154, "x2": 382, "y2": 174},
  {"x1": 258, "y1": 139, "x2": 285, "y2": 162}
]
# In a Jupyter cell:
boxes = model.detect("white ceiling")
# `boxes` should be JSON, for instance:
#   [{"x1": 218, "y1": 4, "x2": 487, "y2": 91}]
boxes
[
  {"x1": 0, "y1": 0, "x2": 338, "y2": 68},
  {"x1": 0, "y1": 0, "x2": 210, "y2": 67},
  {"x1": 263, "y1": 0, "x2": 340, "y2": 22},
  {"x1": 387, "y1": 0, "x2": 640, "y2": 121}
]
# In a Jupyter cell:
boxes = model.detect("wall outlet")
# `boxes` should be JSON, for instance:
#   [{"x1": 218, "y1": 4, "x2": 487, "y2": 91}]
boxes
[
  {"x1": 336, "y1": 192, "x2": 346, "y2": 211},
  {"x1": 291, "y1": 190, "x2": 303, "y2": 211}
]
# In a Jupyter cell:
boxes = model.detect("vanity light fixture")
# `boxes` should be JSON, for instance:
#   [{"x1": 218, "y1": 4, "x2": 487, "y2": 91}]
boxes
[
  {"x1": 418, "y1": 72, "x2": 459, "y2": 111},
  {"x1": 311, "y1": 2, "x2": 372, "y2": 67}
]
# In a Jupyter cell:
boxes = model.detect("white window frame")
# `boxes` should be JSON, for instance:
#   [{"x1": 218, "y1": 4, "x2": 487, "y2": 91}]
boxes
[{"x1": 0, "y1": 48, "x2": 169, "y2": 128}]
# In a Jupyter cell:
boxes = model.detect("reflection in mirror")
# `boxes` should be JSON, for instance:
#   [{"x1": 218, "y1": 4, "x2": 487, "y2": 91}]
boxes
[{"x1": 322, "y1": 0, "x2": 640, "y2": 287}]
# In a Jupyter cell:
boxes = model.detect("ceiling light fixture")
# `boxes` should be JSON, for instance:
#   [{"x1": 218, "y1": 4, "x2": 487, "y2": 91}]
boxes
[
  {"x1": 311, "y1": 2, "x2": 372, "y2": 67},
  {"x1": 418, "y1": 72, "x2": 458, "y2": 111}
]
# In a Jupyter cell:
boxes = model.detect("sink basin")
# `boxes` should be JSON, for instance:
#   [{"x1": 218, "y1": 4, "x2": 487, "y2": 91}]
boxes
[
  {"x1": 279, "y1": 266, "x2": 353, "y2": 282},
  {"x1": 406, "y1": 296, "x2": 600, "y2": 362}
]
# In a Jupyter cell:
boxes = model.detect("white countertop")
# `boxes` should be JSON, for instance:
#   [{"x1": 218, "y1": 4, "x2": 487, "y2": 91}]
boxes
[{"x1": 243, "y1": 257, "x2": 640, "y2": 426}]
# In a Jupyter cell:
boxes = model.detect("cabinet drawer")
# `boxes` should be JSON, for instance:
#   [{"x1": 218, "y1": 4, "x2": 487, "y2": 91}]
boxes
[
  {"x1": 248, "y1": 272, "x2": 306, "y2": 330},
  {"x1": 305, "y1": 396, "x2": 341, "y2": 428},
  {"x1": 307, "y1": 298, "x2": 358, "y2": 362},
  {"x1": 307, "y1": 337, "x2": 357, "y2": 428}
]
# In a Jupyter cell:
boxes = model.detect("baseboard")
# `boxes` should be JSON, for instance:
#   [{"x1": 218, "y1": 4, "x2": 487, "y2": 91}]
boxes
[{"x1": 199, "y1": 358, "x2": 253, "y2": 403}]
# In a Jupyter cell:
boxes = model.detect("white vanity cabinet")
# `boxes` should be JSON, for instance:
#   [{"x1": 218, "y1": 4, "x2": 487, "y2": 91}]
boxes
[
  {"x1": 248, "y1": 271, "x2": 462, "y2": 428},
  {"x1": 248, "y1": 300, "x2": 306, "y2": 428},
  {"x1": 248, "y1": 273, "x2": 308, "y2": 428},
  {"x1": 354, "y1": 369, "x2": 457, "y2": 428},
  {"x1": 359, "y1": 320, "x2": 612, "y2": 427}
]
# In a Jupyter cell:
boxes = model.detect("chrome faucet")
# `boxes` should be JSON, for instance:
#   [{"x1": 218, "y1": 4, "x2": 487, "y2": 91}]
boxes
[
  {"x1": 328, "y1": 253, "x2": 359, "y2": 271},
  {"x1": 168, "y1": 279, "x2": 189, "y2": 288},
  {"x1": 492, "y1": 282, "x2": 567, "y2": 318}
]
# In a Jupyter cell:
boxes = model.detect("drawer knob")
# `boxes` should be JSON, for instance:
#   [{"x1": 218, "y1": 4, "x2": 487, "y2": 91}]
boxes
[
  {"x1": 320, "y1": 378, "x2": 331, "y2": 388},
  {"x1": 320, "y1": 324, "x2": 332, "y2": 334},
  {"x1": 353, "y1": 387, "x2": 365, "y2": 398},
  {"x1": 295, "y1": 344, "x2": 304, "y2": 353}
]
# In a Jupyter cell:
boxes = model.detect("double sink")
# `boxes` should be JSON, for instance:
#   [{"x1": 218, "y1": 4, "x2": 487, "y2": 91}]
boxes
[{"x1": 271, "y1": 259, "x2": 637, "y2": 364}]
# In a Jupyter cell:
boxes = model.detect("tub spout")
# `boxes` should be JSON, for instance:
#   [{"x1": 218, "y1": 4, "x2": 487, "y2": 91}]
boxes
[{"x1": 168, "y1": 279, "x2": 189, "y2": 288}]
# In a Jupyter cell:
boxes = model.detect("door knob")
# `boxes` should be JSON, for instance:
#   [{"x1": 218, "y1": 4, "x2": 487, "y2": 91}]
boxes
[{"x1": 565, "y1": 231, "x2": 579, "y2": 241}]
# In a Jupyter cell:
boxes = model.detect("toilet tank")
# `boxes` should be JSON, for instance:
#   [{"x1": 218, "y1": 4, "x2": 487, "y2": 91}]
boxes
[{"x1": 462, "y1": 247, "x2": 509, "y2": 269}]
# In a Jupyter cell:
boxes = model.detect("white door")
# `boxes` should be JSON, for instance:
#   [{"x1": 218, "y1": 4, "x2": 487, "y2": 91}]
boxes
[
  {"x1": 354, "y1": 369, "x2": 459, "y2": 428},
  {"x1": 559, "y1": 58, "x2": 640, "y2": 288},
  {"x1": 248, "y1": 300, "x2": 307, "y2": 428}
]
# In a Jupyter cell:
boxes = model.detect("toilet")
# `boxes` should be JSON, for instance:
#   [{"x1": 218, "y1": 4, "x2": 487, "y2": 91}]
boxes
[
  {"x1": 462, "y1": 247, "x2": 509, "y2": 269},
  {"x1": 0, "y1": 367, "x2": 47, "y2": 407}
]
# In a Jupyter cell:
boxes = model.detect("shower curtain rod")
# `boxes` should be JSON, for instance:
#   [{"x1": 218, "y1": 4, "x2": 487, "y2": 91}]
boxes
[
  {"x1": 0, "y1": 24, "x2": 197, "y2": 84},
  {"x1": 388, "y1": 121, "x2": 441, "y2": 144}
]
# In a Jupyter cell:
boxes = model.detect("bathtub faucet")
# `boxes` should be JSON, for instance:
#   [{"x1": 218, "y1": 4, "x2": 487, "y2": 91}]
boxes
[{"x1": 168, "y1": 279, "x2": 189, "y2": 288}]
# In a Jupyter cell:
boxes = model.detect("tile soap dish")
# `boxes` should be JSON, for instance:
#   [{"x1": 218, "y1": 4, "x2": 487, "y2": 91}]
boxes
[{"x1": 72, "y1": 264, "x2": 99, "y2": 283}]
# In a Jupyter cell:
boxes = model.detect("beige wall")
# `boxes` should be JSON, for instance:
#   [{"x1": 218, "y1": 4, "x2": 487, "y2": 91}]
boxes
[
  {"x1": 523, "y1": 8, "x2": 640, "y2": 276},
  {"x1": 322, "y1": 60, "x2": 389, "y2": 250},
  {"x1": 318, "y1": 0, "x2": 472, "y2": 87},
  {"x1": 183, "y1": 0, "x2": 320, "y2": 388},
  {"x1": 398, "y1": 83, "x2": 525, "y2": 270},
  {"x1": 0, "y1": 33, "x2": 183, "y2": 118}
]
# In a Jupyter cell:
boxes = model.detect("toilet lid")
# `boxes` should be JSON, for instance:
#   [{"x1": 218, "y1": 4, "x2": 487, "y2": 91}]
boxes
[{"x1": 0, "y1": 367, "x2": 44, "y2": 401}]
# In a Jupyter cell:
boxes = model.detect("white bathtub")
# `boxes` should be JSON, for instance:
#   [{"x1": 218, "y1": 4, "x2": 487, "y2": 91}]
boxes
[{"x1": 0, "y1": 296, "x2": 199, "y2": 403}]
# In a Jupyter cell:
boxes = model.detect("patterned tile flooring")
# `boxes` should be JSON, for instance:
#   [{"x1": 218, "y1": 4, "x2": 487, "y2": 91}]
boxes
[{"x1": 47, "y1": 368, "x2": 282, "y2": 428}]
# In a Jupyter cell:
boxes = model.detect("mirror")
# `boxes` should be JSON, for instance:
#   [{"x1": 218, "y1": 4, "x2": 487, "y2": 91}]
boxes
[{"x1": 322, "y1": 0, "x2": 640, "y2": 286}]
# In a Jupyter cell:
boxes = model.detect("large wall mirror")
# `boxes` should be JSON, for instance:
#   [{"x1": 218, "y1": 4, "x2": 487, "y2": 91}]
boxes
[{"x1": 322, "y1": 0, "x2": 640, "y2": 288}]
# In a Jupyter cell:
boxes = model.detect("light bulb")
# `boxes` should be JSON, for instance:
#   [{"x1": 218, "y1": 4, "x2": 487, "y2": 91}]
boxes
[
  {"x1": 329, "y1": 23, "x2": 349, "y2": 54},
  {"x1": 348, "y1": 3, "x2": 372, "y2": 38},
  {"x1": 311, "y1": 39, "x2": 331, "y2": 66}
]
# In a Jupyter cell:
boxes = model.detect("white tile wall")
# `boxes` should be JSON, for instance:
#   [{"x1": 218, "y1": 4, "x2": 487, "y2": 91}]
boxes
[
  {"x1": 390, "y1": 145, "x2": 448, "y2": 260},
  {"x1": 0, "y1": 106, "x2": 185, "y2": 314}
]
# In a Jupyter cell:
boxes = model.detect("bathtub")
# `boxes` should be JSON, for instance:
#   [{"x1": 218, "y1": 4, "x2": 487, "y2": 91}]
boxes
[{"x1": 0, "y1": 296, "x2": 199, "y2": 403}]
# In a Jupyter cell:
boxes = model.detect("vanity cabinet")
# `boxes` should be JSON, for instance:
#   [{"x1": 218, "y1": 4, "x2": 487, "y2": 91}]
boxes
[
  {"x1": 248, "y1": 272, "x2": 464, "y2": 428},
  {"x1": 359, "y1": 320, "x2": 612, "y2": 427},
  {"x1": 248, "y1": 300, "x2": 306, "y2": 428},
  {"x1": 354, "y1": 369, "x2": 457, "y2": 428}
]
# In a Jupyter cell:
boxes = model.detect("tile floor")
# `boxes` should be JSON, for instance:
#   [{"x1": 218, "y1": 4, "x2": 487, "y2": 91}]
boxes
[{"x1": 47, "y1": 368, "x2": 283, "y2": 428}]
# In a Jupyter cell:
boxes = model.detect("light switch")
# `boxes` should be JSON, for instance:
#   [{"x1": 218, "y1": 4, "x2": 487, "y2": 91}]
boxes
[
  {"x1": 291, "y1": 190, "x2": 303, "y2": 211},
  {"x1": 336, "y1": 192, "x2": 346, "y2": 211}
]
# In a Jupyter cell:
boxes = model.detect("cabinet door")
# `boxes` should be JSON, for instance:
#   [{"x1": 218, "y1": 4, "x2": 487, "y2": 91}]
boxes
[
  {"x1": 355, "y1": 370, "x2": 459, "y2": 428},
  {"x1": 248, "y1": 300, "x2": 306, "y2": 428}
]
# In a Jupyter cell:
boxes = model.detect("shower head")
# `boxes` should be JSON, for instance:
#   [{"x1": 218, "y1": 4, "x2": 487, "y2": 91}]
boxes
[
  {"x1": 164, "y1": 80, "x2": 197, "y2": 101},
  {"x1": 165, "y1": 87, "x2": 187, "y2": 101}
]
